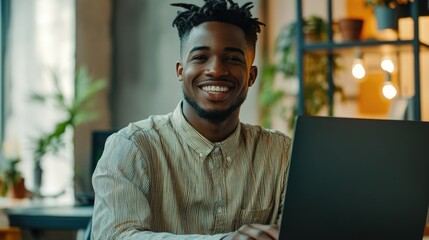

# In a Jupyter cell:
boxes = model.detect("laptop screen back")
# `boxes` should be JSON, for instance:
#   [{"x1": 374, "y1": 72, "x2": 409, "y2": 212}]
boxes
[{"x1": 279, "y1": 116, "x2": 429, "y2": 239}]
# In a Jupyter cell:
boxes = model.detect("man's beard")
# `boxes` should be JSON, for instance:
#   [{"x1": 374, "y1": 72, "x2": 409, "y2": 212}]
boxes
[{"x1": 183, "y1": 91, "x2": 247, "y2": 123}]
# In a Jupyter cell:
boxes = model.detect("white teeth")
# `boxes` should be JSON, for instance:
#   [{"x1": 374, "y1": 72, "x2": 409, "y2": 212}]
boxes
[{"x1": 202, "y1": 86, "x2": 229, "y2": 93}]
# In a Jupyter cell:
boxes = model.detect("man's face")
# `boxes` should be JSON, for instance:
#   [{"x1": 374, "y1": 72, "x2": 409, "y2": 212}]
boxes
[{"x1": 176, "y1": 21, "x2": 257, "y2": 122}]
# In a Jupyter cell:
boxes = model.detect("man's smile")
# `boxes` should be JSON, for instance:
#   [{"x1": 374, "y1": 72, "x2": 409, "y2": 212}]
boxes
[{"x1": 201, "y1": 85, "x2": 230, "y2": 93}]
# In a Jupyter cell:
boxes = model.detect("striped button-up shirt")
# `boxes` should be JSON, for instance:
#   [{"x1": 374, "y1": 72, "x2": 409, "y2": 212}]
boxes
[{"x1": 92, "y1": 102, "x2": 291, "y2": 239}]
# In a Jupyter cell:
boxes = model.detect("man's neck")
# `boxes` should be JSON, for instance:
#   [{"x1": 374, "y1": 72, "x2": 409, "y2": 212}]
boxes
[{"x1": 182, "y1": 102, "x2": 239, "y2": 142}]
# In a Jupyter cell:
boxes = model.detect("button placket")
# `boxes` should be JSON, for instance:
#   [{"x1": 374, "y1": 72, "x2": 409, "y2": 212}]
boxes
[{"x1": 211, "y1": 145, "x2": 227, "y2": 232}]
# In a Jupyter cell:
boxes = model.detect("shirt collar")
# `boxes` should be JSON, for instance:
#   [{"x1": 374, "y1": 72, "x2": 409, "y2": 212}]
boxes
[{"x1": 172, "y1": 101, "x2": 241, "y2": 161}]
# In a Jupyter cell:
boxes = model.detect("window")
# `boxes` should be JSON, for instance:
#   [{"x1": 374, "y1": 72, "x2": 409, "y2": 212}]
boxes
[{"x1": 3, "y1": 0, "x2": 75, "y2": 199}]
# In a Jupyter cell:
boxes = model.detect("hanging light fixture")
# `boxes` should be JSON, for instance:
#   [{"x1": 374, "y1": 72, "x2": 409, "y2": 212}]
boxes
[
  {"x1": 380, "y1": 55, "x2": 397, "y2": 100},
  {"x1": 352, "y1": 51, "x2": 365, "y2": 80},
  {"x1": 380, "y1": 56, "x2": 394, "y2": 73},
  {"x1": 382, "y1": 71, "x2": 397, "y2": 100}
]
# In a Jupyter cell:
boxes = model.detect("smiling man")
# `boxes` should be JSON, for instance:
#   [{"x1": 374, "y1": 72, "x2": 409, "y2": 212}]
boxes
[
  {"x1": 178, "y1": 20, "x2": 257, "y2": 142},
  {"x1": 91, "y1": 1, "x2": 291, "y2": 239}
]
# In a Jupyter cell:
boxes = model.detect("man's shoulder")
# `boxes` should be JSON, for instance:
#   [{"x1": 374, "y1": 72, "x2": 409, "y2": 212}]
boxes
[
  {"x1": 116, "y1": 112, "x2": 173, "y2": 140},
  {"x1": 239, "y1": 123, "x2": 292, "y2": 168},
  {"x1": 240, "y1": 123, "x2": 292, "y2": 143}
]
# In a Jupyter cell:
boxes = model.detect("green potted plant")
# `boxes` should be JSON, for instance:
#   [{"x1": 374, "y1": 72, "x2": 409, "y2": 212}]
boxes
[
  {"x1": 0, "y1": 158, "x2": 26, "y2": 199},
  {"x1": 302, "y1": 15, "x2": 327, "y2": 42},
  {"x1": 260, "y1": 16, "x2": 343, "y2": 131},
  {"x1": 30, "y1": 66, "x2": 106, "y2": 194},
  {"x1": 364, "y1": 0, "x2": 412, "y2": 30}
]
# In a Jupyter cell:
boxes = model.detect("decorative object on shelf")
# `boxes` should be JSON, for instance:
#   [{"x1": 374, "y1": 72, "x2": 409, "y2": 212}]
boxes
[
  {"x1": 374, "y1": 5, "x2": 399, "y2": 30},
  {"x1": 30, "y1": 66, "x2": 107, "y2": 196},
  {"x1": 260, "y1": 16, "x2": 343, "y2": 130},
  {"x1": 364, "y1": 0, "x2": 427, "y2": 30},
  {"x1": 338, "y1": 18, "x2": 364, "y2": 41},
  {"x1": 364, "y1": 0, "x2": 403, "y2": 30}
]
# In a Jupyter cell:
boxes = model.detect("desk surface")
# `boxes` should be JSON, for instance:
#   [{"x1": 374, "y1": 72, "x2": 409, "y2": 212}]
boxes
[
  {"x1": 4, "y1": 205, "x2": 93, "y2": 230},
  {"x1": 0, "y1": 196, "x2": 93, "y2": 230}
]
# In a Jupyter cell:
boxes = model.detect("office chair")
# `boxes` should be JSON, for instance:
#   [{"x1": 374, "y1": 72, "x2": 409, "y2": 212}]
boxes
[
  {"x1": 75, "y1": 129, "x2": 117, "y2": 206},
  {"x1": 83, "y1": 218, "x2": 92, "y2": 240}
]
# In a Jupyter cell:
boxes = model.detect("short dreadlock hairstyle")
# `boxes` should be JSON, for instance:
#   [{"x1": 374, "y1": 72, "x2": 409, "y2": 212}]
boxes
[{"x1": 171, "y1": 0, "x2": 264, "y2": 55}]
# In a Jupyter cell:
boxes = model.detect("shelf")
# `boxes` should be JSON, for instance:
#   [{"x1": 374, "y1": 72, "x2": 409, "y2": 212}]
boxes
[
  {"x1": 302, "y1": 40, "x2": 429, "y2": 55},
  {"x1": 295, "y1": 0, "x2": 424, "y2": 120}
]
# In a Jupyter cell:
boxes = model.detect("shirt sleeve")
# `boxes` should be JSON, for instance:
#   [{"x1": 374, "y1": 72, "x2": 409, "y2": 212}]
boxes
[
  {"x1": 276, "y1": 136, "x2": 292, "y2": 225},
  {"x1": 91, "y1": 133, "x2": 229, "y2": 240}
]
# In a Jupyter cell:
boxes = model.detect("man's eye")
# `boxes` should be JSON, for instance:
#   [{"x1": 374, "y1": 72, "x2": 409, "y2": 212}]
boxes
[
  {"x1": 191, "y1": 55, "x2": 207, "y2": 61},
  {"x1": 225, "y1": 56, "x2": 244, "y2": 63}
]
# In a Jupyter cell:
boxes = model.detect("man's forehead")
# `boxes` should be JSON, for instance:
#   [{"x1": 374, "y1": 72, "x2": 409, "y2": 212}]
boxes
[
  {"x1": 183, "y1": 22, "x2": 248, "y2": 50},
  {"x1": 189, "y1": 21, "x2": 245, "y2": 37}
]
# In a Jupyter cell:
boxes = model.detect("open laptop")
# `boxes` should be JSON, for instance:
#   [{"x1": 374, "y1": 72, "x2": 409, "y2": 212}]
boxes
[{"x1": 279, "y1": 116, "x2": 429, "y2": 239}]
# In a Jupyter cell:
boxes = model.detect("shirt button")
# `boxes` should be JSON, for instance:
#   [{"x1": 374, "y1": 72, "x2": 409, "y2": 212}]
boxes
[
  {"x1": 217, "y1": 207, "x2": 222, "y2": 213},
  {"x1": 226, "y1": 156, "x2": 231, "y2": 162},
  {"x1": 214, "y1": 147, "x2": 220, "y2": 153},
  {"x1": 199, "y1": 153, "x2": 204, "y2": 157}
]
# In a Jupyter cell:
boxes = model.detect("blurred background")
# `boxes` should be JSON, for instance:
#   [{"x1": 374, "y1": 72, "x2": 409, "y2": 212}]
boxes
[{"x1": 0, "y1": 0, "x2": 428, "y2": 238}]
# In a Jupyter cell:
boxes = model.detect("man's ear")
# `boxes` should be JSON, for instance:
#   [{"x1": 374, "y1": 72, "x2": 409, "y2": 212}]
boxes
[
  {"x1": 248, "y1": 66, "x2": 258, "y2": 87},
  {"x1": 176, "y1": 61, "x2": 183, "y2": 81}
]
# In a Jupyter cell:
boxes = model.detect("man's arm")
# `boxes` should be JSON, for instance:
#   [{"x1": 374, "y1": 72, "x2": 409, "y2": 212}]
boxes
[
  {"x1": 222, "y1": 224, "x2": 278, "y2": 240},
  {"x1": 98, "y1": 231, "x2": 229, "y2": 240},
  {"x1": 276, "y1": 138, "x2": 292, "y2": 225},
  {"x1": 91, "y1": 133, "x2": 229, "y2": 240},
  {"x1": 128, "y1": 225, "x2": 278, "y2": 240}
]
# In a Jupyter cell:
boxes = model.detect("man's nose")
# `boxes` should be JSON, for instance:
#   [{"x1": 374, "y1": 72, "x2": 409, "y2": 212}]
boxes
[{"x1": 206, "y1": 58, "x2": 228, "y2": 77}]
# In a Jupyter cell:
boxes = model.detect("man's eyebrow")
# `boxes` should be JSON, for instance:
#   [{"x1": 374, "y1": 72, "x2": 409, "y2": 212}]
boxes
[
  {"x1": 188, "y1": 46, "x2": 245, "y2": 56},
  {"x1": 189, "y1": 46, "x2": 209, "y2": 54},
  {"x1": 224, "y1": 47, "x2": 245, "y2": 56}
]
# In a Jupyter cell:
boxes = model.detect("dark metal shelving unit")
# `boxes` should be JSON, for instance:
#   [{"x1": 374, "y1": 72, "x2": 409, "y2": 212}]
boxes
[{"x1": 295, "y1": 0, "x2": 425, "y2": 121}]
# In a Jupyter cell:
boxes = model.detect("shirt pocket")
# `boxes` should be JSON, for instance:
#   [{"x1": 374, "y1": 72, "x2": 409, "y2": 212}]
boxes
[{"x1": 235, "y1": 207, "x2": 272, "y2": 229}]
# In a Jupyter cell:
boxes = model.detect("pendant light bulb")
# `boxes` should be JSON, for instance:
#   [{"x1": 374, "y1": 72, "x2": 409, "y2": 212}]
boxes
[
  {"x1": 382, "y1": 72, "x2": 397, "y2": 100},
  {"x1": 381, "y1": 57, "x2": 394, "y2": 73},
  {"x1": 352, "y1": 58, "x2": 365, "y2": 79}
]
